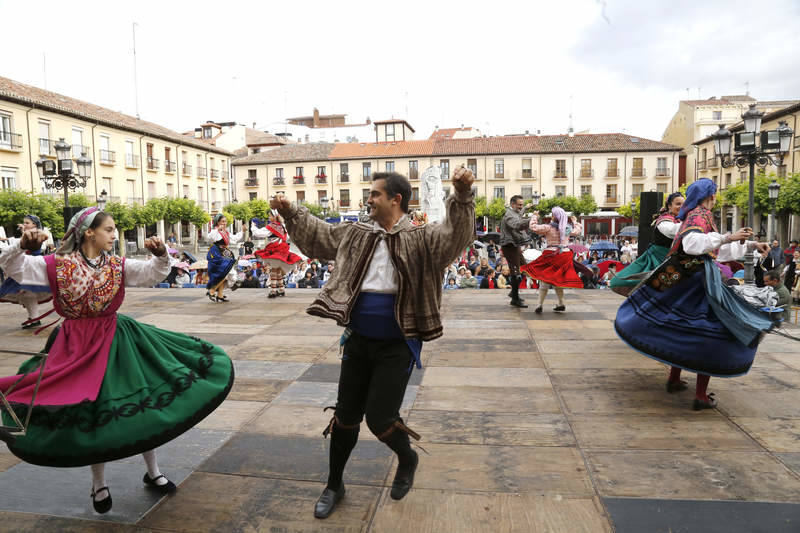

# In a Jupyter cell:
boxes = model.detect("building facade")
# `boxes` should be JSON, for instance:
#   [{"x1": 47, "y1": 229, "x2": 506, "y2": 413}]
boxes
[
  {"x1": 661, "y1": 95, "x2": 797, "y2": 183},
  {"x1": 234, "y1": 123, "x2": 682, "y2": 217},
  {"x1": 0, "y1": 76, "x2": 233, "y2": 214}
]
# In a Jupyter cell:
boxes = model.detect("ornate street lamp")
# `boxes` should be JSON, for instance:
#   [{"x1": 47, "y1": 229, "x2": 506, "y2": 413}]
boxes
[
  {"x1": 710, "y1": 106, "x2": 794, "y2": 282},
  {"x1": 320, "y1": 196, "x2": 329, "y2": 219},
  {"x1": 97, "y1": 189, "x2": 109, "y2": 211},
  {"x1": 768, "y1": 179, "x2": 781, "y2": 241},
  {"x1": 36, "y1": 138, "x2": 92, "y2": 228},
  {"x1": 630, "y1": 198, "x2": 636, "y2": 227}
]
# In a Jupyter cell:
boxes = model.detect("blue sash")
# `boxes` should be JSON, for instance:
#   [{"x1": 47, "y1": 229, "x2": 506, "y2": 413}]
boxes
[{"x1": 347, "y1": 292, "x2": 422, "y2": 370}]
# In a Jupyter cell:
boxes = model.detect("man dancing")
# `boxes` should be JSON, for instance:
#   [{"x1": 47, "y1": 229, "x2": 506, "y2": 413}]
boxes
[
  {"x1": 499, "y1": 195, "x2": 532, "y2": 308},
  {"x1": 270, "y1": 168, "x2": 475, "y2": 519}
]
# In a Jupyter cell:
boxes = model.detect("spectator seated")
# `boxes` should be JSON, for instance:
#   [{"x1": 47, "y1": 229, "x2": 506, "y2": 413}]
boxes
[{"x1": 157, "y1": 282, "x2": 170, "y2": 288}]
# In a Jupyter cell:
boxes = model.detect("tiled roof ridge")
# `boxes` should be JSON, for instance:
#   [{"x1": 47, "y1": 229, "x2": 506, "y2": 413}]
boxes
[{"x1": 0, "y1": 75, "x2": 232, "y2": 156}]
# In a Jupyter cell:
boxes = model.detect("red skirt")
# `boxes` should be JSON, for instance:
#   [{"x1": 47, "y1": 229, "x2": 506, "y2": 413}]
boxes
[
  {"x1": 521, "y1": 249, "x2": 583, "y2": 288},
  {"x1": 254, "y1": 241, "x2": 302, "y2": 265}
]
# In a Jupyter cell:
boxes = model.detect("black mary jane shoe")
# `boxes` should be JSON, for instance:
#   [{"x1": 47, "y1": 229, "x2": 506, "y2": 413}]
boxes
[
  {"x1": 692, "y1": 393, "x2": 717, "y2": 411},
  {"x1": 206, "y1": 291, "x2": 217, "y2": 303},
  {"x1": 534, "y1": 306, "x2": 543, "y2": 314},
  {"x1": 314, "y1": 484, "x2": 345, "y2": 519},
  {"x1": 666, "y1": 379, "x2": 689, "y2": 393},
  {"x1": 267, "y1": 291, "x2": 277, "y2": 299},
  {"x1": 510, "y1": 299, "x2": 528, "y2": 308},
  {"x1": 553, "y1": 305, "x2": 566, "y2": 312},
  {"x1": 143, "y1": 473, "x2": 177, "y2": 495},
  {"x1": 216, "y1": 296, "x2": 229, "y2": 303},
  {"x1": 91, "y1": 486, "x2": 112, "y2": 514},
  {"x1": 390, "y1": 450, "x2": 419, "y2": 501},
  {"x1": 21, "y1": 320, "x2": 41, "y2": 330}
]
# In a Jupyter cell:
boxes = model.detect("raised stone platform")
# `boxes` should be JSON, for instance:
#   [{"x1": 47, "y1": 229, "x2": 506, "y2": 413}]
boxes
[{"x1": 0, "y1": 287, "x2": 799, "y2": 532}]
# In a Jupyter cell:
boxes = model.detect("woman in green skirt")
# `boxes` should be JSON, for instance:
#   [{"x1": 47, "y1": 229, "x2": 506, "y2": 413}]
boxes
[
  {"x1": 611, "y1": 192, "x2": 684, "y2": 296},
  {"x1": 0, "y1": 207, "x2": 234, "y2": 514}
]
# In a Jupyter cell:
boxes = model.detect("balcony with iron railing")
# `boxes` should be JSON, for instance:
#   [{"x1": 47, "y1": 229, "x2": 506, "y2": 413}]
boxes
[
  {"x1": 698, "y1": 159, "x2": 707, "y2": 170},
  {"x1": 147, "y1": 157, "x2": 160, "y2": 171},
  {"x1": 125, "y1": 154, "x2": 140, "y2": 169},
  {"x1": 631, "y1": 168, "x2": 646, "y2": 178},
  {"x1": 182, "y1": 164, "x2": 192, "y2": 175},
  {"x1": 71, "y1": 144, "x2": 91, "y2": 158},
  {"x1": 222, "y1": 170, "x2": 229, "y2": 181},
  {"x1": 210, "y1": 169, "x2": 220, "y2": 179},
  {"x1": 99, "y1": 150, "x2": 116, "y2": 165},
  {"x1": 606, "y1": 168, "x2": 619, "y2": 178},
  {"x1": 409, "y1": 170, "x2": 419, "y2": 181},
  {"x1": 197, "y1": 167, "x2": 207, "y2": 177},
  {"x1": 165, "y1": 160, "x2": 177, "y2": 173},
  {"x1": 271, "y1": 177, "x2": 283, "y2": 186},
  {"x1": 579, "y1": 168, "x2": 594, "y2": 178},
  {"x1": 492, "y1": 172, "x2": 505, "y2": 180},
  {"x1": 604, "y1": 194, "x2": 621, "y2": 205},
  {"x1": 707, "y1": 157, "x2": 719, "y2": 169},
  {"x1": 38, "y1": 138, "x2": 56, "y2": 155},
  {"x1": 211, "y1": 201, "x2": 221, "y2": 211},
  {"x1": 553, "y1": 170, "x2": 568, "y2": 179},
  {"x1": 0, "y1": 132, "x2": 22, "y2": 151},
  {"x1": 338, "y1": 174, "x2": 350, "y2": 183},
  {"x1": 655, "y1": 167, "x2": 671, "y2": 177},
  {"x1": 521, "y1": 169, "x2": 536, "y2": 179},
  {"x1": 293, "y1": 176, "x2": 305, "y2": 185},
  {"x1": 361, "y1": 174, "x2": 372, "y2": 182},
  {"x1": 315, "y1": 175, "x2": 328, "y2": 184}
]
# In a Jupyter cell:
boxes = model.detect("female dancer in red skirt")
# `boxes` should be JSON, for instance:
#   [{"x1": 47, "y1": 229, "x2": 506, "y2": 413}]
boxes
[
  {"x1": 521, "y1": 207, "x2": 583, "y2": 313},
  {"x1": 252, "y1": 212, "x2": 303, "y2": 298}
]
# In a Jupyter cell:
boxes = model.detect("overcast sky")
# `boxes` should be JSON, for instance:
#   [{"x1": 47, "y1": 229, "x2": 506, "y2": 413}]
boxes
[{"x1": 2, "y1": 0, "x2": 799, "y2": 142}]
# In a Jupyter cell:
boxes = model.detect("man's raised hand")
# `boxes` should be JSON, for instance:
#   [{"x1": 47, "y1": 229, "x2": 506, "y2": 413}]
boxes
[
  {"x1": 270, "y1": 194, "x2": 291, "y2": 212},
  {"x1": 452, "y1": 165, "x2": 475, "y2": 193}
]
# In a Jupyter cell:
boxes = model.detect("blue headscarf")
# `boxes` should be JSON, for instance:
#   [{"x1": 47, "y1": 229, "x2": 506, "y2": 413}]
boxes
[
  {"x1": 677, "y1": 178, "x2": 717, "y2": 221},
  {"x1": 24, "y1": 214, "x2": 42, "y2": 229}
]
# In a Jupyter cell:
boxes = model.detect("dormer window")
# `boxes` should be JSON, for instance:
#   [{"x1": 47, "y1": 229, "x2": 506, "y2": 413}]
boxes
[{"x1": 203, "y1": 126, "x2": 213, "y2": 139}]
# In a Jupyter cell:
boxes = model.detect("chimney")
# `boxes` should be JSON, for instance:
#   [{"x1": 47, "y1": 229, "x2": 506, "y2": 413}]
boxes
[
  {"x1": 252, "y1": 122, "x2": 256, "y2": 129},
  {"x1": 313, "y1": 107, "x2": 320, "y2": 128}
]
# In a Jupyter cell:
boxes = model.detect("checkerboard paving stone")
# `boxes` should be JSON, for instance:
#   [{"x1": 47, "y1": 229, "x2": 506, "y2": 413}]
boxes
[{"x1": 0, "y1": 287, "x2": 799, "y2": 531}]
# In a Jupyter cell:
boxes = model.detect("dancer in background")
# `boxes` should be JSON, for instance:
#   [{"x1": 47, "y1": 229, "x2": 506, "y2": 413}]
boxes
[
  {"x1": 205, "y1": 214, "x2": 242, "y2": 302},
  {"x1": 252, "y1": 212, "x2": 303, "y2": 298},
  {"x1": 499, "y1": 195, "x2": 532, "y2": 308},
  {"x1": 522, "y1": 207, "x2": 583, "y2": 313},
  {"x1": 0, "y1": 207, "x2": 234, "y2": 513},
  {"x1": 610, "y1": 192, "x2": 684, "y2": 296},
  {"x1": 0, "y1": 214, "x2": 53, "y2": 329},
  {"x1": 615, "y1": 179, "x2": 775, "y2": 410}
]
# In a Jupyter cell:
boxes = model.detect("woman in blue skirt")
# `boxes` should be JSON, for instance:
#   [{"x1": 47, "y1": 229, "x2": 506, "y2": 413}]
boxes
[{"x1": 615, "y1": 179, "x2": 775, "y2": 410}]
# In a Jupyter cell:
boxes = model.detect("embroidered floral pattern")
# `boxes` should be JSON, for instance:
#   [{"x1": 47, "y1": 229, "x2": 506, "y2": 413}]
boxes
[
  {"x1": 648, "y1": 256, "x2": 705, "y2": 291},
  {"x1": 55, "y1": 252, "x2": 123, "y2": 318}
]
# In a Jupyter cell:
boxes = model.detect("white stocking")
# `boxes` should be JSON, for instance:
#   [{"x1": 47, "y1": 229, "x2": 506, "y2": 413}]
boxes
[
  {"x1": 91, "y1": 463, "x2": 109, "y2": 499},
  {"x1": 21, "y1": 295, "x2": 39, "y2": 321},
  {"x1": 555, "y1": 287, "x2": 565, "y2": 306},
  {"x1": 538, "y1": 283, "x2": 551, "y2": 306},
  {"x1": 142, "y1": 449, "x2": 167, "y2": 485}
]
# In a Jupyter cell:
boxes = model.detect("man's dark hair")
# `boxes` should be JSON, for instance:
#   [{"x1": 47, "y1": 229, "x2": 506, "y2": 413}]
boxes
[
  {"x1": 372, "y1": 172, "x2": 411, "y2": 213},
  {"x1": 509, "y1": 195, "x2": 523, "y2": 205},
  {"x1": 764, "y1": 270, "x2": 781, "y2": 282}
]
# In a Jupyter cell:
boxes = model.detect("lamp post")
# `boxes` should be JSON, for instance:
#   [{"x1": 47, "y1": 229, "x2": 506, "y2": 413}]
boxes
[
  {"x1": 35, "y1": 137, "x2": 92, "y2": 229},
  {"x1": 97, "y1": 189, "x2": 108, "y2": 211},
  {"x1": 630, "y1": 198, "x2": 637, "y2": 228},
  {"x1": 320, "y1": 196, "x2": 329, "y2": 219},
  {"x1": 768, "y1": 179, "x2": 781, "y2": 241},
  {"x1": 710, "y1": 107, "x2": 793, "y2": 283}
]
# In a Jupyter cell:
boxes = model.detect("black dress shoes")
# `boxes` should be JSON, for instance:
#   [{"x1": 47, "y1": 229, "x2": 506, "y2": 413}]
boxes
[
  {"x1": 91, "y1": 486, "x2": 112, "y2": 514},
  {"x1": 143, "y1": 473, "x2": 177, "y2": 495},
  {"x1": 390, "y1": 451, "x2": 418, "y2": 500},
  {"x1": 692, "y1": 393, "x2": 717, "y2": 410},
  {"x1": 314, "y1": 484, "x2": 345, "y2": 519},
  {"x1": 553, "y1": 305, "x2": 566, "y2": 312},
  {"x1": 510, "y1": 298, "x2": 528, "y2": 308},
  {"x1": 666, "y1": 379, "x2": 689, "y2": 393}
]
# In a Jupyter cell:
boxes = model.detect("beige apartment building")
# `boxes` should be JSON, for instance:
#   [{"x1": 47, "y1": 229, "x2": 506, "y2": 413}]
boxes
[
  {"x1": 693, "y1": 101, "x2": 800, "y2": 239},
  {"x1": 234, "y1": 120, "x2": 682, "y2": 215},
  {"x1": 662, "y1": 95, "x2": 797, "y2": 183},
  {"x1": 0, "y1": 76, "x2": 233, "y2": 214}
]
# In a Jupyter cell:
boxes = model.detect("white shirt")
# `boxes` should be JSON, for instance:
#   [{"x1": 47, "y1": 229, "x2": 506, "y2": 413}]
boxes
[
  {"x1": 0, "y1": 241, "x2": 173, "y2": 288},
  {"x1": 359, "y1": 217, "x2": 403, "y2": 294},
  {"x1": 656, "y1": 220, "x2": 681, "y2": 239},
  {"x1": 683, "y1": 232, "x2": 757, "y2": 260},
  {"x1": 207, "y1": 228, "x2": 243, "y2": 244}
]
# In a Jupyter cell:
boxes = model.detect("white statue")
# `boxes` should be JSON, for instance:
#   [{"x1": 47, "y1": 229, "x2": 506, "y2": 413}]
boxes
[{"x1": 421, "y1": 166, "x2": 446, "y2": 224}]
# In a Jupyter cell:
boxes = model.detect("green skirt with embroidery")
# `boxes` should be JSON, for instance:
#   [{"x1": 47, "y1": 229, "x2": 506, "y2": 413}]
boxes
[
  {"x1": 609, "y1": 245, "x2": 670, "y2": 289},
  {"x1": 2, "y1": 314, "x2": 234, "y2": 467}
]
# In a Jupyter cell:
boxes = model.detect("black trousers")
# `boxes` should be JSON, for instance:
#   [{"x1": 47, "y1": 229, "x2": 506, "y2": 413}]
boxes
[
  {"x1": 335, "y1": 331, "x2": 413, "y2": 436},
  {"x1": 501, "y1": 244, "x2": 522, "y2": 276}
]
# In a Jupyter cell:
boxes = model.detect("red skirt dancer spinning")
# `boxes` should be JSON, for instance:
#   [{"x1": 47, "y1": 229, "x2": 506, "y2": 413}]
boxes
[
  {"x1": 252, "y1": 212, "x2": 303, "y2": 298},
  {"x1": 521, "y1": 206, "x2": 583, "y2": 314}
]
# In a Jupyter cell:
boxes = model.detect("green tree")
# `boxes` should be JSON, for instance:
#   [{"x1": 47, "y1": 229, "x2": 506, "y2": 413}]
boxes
[
  {"x1": 104, "y1": 202, "x2": 136, "y2": 232},
  {"x1": 0, "y1": 190, "x2": 66, "y2": 238},
  {"x1": 474, "y1": 195, "x2": 488, "y2": 218},
  {"x1": 301, "y1": 201, "x2": 325, "y2": 219},
  {"x1": 163, "y1": 197, "x2": 209, "y2": 227},
  {"x1": 247, "y1": 199, "x2": 272, "y2": 220},
  {"x1": 223, "y1": 202, "x2": 253, "y2": 225},
  {"x1": 487, "y1": 197, "x2": 506, "y2": 220},
  {"x1": 574, "y1": 194, "x2": 598, "y2": 216}
]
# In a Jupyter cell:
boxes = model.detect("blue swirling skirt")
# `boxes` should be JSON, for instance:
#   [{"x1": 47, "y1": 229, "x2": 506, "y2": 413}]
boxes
[
  {"x1": 206, "y1": 244, "x2": 235, "y2": 290},
  {"x1": 0, "y1": 278, "x2": 51, "y2": 304},
  {"x1": 614, "y1": 257, "x2": 775, "y2": 377}
]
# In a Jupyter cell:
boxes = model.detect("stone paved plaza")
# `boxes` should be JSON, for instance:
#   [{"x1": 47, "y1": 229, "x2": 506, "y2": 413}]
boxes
[{"x1": 1, "y1": 288, "x2": 800, "y2": 532}]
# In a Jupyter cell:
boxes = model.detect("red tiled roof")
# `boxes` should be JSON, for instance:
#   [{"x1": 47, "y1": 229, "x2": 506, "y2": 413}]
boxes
[
  {"x1": 233, "y1": 133, "x2": 679, "y2": 165},
  {"x1": 232, "y1": 143, "x2": 335, "y2": 165},
  {"x1": 0, "y1": 76, "x2": 232, "y2": 156},
  {"x1": 429, "y1": 127, "x2": 473, "y2": 140}
]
